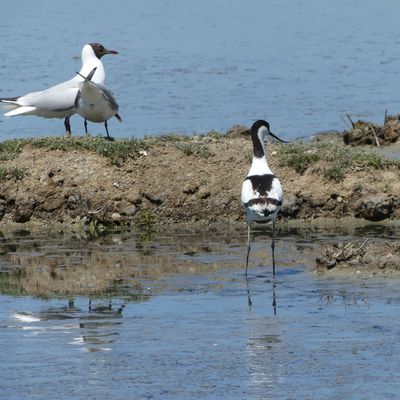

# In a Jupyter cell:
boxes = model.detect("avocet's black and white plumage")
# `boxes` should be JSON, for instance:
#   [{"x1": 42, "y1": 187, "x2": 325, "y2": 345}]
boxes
[
  {"x1": 75, "y1": 67, "x2": 122, "y2": 140},
  {"x1": 242, "y1": 119, "x2": 287, "y2": 276},
  {"x1": 0, "y1": 43, "x2": 118, "y2": 134}
]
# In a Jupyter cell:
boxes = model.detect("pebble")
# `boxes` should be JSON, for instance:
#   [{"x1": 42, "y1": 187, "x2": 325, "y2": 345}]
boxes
[
  {"x1": 111, "y1": 212, "x2": 121, "y2": 221},
  {"x1": 121, "y1": 205, "x2": 137, "y2": 216}
]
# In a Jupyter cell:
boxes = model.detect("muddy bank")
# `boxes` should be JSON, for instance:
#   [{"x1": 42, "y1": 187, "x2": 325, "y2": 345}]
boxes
[
  {"x1": 343, "y1": 113, "x2": 400, "y2": 146},
  {"x1": 0, "y1": 129, "x2": 399, "y2": 230},
  {"x1": 316, "y1": 239, "x2": 400, "y2": 277}
]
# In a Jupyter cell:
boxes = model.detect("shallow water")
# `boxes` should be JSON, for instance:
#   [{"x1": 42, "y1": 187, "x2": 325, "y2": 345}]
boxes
[
  {"x1": 1, "y1": 225, "x2": 400, "y2": 399},
  {"x1": 1, "y1": 0, "x2": 400, "y2": 140}
]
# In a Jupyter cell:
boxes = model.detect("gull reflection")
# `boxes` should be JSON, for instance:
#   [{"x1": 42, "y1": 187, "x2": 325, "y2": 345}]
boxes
[{"x1": 9, "y1": 298, "x2": 126, "y2": 352}]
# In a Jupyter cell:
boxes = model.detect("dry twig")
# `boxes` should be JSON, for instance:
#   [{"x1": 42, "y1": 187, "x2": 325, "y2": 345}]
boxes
[{"x1": 369, "y1": 124, "x2": 380, "y2": 147}]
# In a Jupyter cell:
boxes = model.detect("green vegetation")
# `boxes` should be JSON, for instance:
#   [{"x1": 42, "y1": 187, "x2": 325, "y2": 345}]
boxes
[
  {"x1": 0, "y1": 135, "x2": 149, "y2": 166},
  {"x1": 174, "y1": 142, "x2": 215, "y2": 158},
  {"x1": 277, "y1": 143, "x2": 320, "y2": 174},
  {"x1": 0, "y1": 139, "x2": 26, "y2": 161},
  {"x1": 155, "y1": 133, "x2": 192, "y2": 143},
  {"x1": 278, "y1": 141, "x2": 399, "y2": 182},
  {"x1": 0, "y1": 131, "x2": 223, "y2": 166},
  {"x1": 205, "y1": 129, "x2": 225, "y2": 140},
  {"x1": 154, "y1": 130, "x2": 224, "y2": 142},
  {"x1": 0, "y1": 166, "x2": 27, "y2": 181},
  {"x1": 320, "y1": 165, "x2": 346, "y2": 182},
  {"x1": 155, "y1": 132, "x2": 218, "y2": 158},
  {"x1": 139, "y1": 211, "x2": 154, "y2": 230}
]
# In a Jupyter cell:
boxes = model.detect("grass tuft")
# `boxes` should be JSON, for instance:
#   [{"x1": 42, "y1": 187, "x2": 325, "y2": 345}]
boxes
[
  {"x1": 278, "y1": 141, "x2": 399, "y2": 181},
  {"x1": 0, "y1": 139, "x2": 26, "y2": 161},
  {"x1": 0, "y1": 136, "x2": 149, "y2": 166},
  {"x1": 174, "y1": 142, "x2": 215, "y2": 158},
  {"x1": 0, "y1": 166, "x2": 28, "y2": 181},
  {"x1": 277, "y1": 143, "x2": 320, "y2": 174}
]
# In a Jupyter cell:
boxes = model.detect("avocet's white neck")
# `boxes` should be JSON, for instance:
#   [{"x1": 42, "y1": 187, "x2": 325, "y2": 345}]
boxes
[{"x1": 248, "y1": 154, "x2": 272, "y2": 176}]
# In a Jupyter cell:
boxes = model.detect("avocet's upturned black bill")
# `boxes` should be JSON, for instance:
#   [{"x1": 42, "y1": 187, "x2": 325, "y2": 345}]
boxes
[
  {"x1": 268, "y1": 131, "x2": 290, "y2": 143},
  {"x1": 247, "y1": 119, "x2": 290, "y2": 144},
  {"x1": 0, "y1": 43, "x2": 118, "y2": 135},
  {"x1": 74, "y1": 67, "x2": 122, "y2": 141},
  {"x1": 241, "y1": 119, "x2": 285, "y2": 281}
]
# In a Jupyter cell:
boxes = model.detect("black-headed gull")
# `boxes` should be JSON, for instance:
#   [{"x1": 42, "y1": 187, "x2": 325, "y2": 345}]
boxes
[
  {"x1": 0, "y1": 43, "x2": 118, "y2": 134},
  {"x1": 75, "y1": 67, "x2": 122, "y2": 141}
]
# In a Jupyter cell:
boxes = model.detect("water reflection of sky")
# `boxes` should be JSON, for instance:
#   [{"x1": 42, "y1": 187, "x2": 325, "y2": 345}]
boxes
[{"x1": 2, "y1": 0, "x2": 400, "y2": 140}]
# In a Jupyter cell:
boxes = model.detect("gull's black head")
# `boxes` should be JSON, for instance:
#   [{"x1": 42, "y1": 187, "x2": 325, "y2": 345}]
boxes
[{"x1": 90, "y1": 43, "x2": 119, "y2": 59}]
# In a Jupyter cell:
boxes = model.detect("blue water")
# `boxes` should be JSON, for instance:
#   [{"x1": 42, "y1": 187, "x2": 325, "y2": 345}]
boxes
[
  {"x1": 1, "y1": 226, "x2": 400, "y2": 399},
  {"x1": 1, "y1": 0, "x2": 400, "y2": 140}
]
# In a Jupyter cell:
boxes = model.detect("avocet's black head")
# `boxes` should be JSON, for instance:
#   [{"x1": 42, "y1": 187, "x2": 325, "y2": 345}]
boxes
[
  {"x1": 251, "y1": 119, "x2": 270, "y2": 134},
  {"x1": 251, "y1": 119, "x2": 289, "y2": 144},
  {"x1": 250, "y1": 119, "x2": 289, "y2": 158},
  {"x1": 89, "y1": 43, "x2": 119, "y2": 59},
  {"x1": 250, "y1": 120, "x2": 270, "y2": 158}
]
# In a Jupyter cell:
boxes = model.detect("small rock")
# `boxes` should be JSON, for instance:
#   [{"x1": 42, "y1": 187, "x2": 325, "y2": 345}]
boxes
[
  {"x1": 280, "y1": 195, "x2": 301, "y2": 218},
  {"x1": 54, "y1": 176, "x2": 64, "y2": 186},
  {"x1": 114, "y1": 200, "x2": 131, "y2": 213},
  {"x1": 67, "y1": 195, "x2": 78, "y2": 203},
  {"x1": 126, "y1": 190, "x2": 142, "y2": 205},
  {"x1": 336, "y1": 196, "x2": 343, "y2": 203},
  {"x1": 183, "y1": 184, "x2": 199, "y2": 195},
  {"x1": 13, "y1": 209, "x2": 32, "y2": 223},
  {"x1": 225, "y1": 124, "x2": 249, "y2": 138},
  {"x1": 197, "y1": 188, "x2": 211, "y2": 199},
  {"x1": 121, "y1": 205, "x2": 137, "y2": 216},
  {"x1": 13, "y1": 199, "x2": 36, "y2": 223},
  {"x1": 111, "y1": 212, "x2": 121, "y2": 221},
  {"x1": 144, "y1": 192, "x2": 164, "y2": 205},
  {"x1": 40, "y1": 173, "x2": 49, "y2": 183},
  {"x1": 112, "y1": 193, "x2": 123, "y2": 201},
  {"x1": 113, "y1": 182, "x2": 120, "y2": 188},
  {"x1": 41, "y1": 196, "x2": 64, "y2": 212},
  {"x1": 356, "y1": 195, "x2": 393, "y2": 221},
  {"x1": 326, "y1": 260, "x2": 337, "y2": 269}
]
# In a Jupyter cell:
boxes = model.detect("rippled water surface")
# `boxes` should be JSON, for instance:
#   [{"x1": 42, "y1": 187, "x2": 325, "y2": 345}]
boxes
[
  {"x1": 1, "y1": 225, "x2": 400, "y2": 399},
  {"x1": 1, "y1": 0, "x2": 400, "y2": 140}
]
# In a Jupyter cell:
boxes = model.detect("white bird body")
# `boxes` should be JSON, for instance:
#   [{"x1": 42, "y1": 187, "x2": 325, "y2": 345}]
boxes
[
  {"x1": 0, "y1": 43, "x2": 118, "y2": 132},
  {"x1": 2, "y1": 80, "x2": 80, "y2": 119},
  {"x1": 75, "y1": 71, "x2": 119, "y2": 122},
  {"x1": 242, "y1": 124, "x2": 283, "y2": 224},
  {"x1": 75, "y1": 67, "x2": 121, "y2": 139},
  {"x1": 242, "y1": 120, "x2": 286, "y2": 278},
  {"x1": 242, "y1": 160, "x2": 283, "y2": 224}
]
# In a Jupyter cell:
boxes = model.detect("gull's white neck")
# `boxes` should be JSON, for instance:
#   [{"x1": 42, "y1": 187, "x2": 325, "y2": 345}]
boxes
[{"x1": 78, "y1": 45, "x2": 106, "y2": 85}]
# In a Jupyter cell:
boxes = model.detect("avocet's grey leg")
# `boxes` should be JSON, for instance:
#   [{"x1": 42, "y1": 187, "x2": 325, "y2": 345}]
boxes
[{"x1": 271, "y1": 219, "x2": 276, "y2": 276}]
